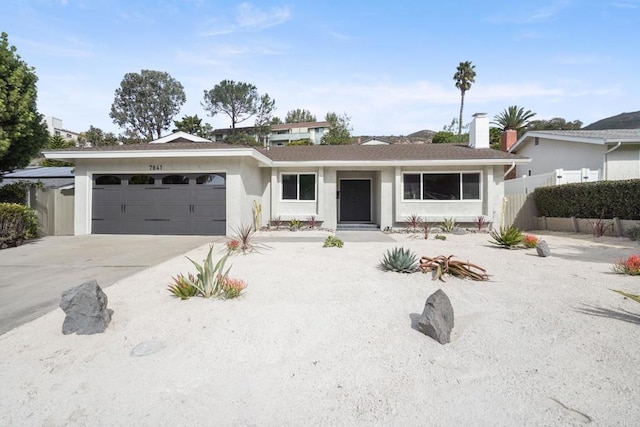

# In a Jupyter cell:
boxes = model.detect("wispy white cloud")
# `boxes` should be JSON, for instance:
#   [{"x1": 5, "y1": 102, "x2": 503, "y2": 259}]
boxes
[{"x1": 236, "y1": 2, "x2": 291, "y2": 30}]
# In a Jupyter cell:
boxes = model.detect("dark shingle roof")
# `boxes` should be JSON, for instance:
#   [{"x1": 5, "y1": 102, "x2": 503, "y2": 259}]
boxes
[{"x1": 259, "y1": 144, "x2": 526, "y2": 162}]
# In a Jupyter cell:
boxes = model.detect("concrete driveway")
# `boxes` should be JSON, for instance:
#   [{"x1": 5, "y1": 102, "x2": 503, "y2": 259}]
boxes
[{"x1": 0, "y1": 234, "x2": 219, "y2": 335}]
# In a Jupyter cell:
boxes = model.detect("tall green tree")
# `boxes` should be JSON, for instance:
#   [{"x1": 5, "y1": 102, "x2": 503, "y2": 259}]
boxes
[
  {"x1": 78, "y1": 125, "x2": 119, "y2": 147},
  {"x1": 321, "y1": 112, "x2": 352, "y2": 145},
  {"x1": 524, "y1": 117, "x2": 582, "y2": 132},
  {"x1": 202, "y1": 80, "x2": 262, "y2": 134},
  {"x1": 0, "y1": 32, "x2": 49, "y2": 171},
  {"x1": 172, "y1": 114, "x2": 213, "y2": 138},
  {"x1": 285, "y1": 109, "x2": 316, "y2": 123},
  {"x1": 254, "y1": 94, "x2": 276, "y2": 146},
  {"x1": 40, "y1": 135, "x2": 73, "y2": 166},
  {"x1": 492, "y1": 105, "x2": 537, "y2": 132},
  {"x1": 453, "y1": 61, "x2": 476, "y2": 135},
  {"x1": 110, "y1": 69, "x2": 186, "y2": 141}
]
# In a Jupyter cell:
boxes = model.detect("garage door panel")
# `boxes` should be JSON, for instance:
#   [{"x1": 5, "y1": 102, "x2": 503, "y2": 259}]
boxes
[{"x1": 92, "y1": 173, "x2": 226, "y2": 236}]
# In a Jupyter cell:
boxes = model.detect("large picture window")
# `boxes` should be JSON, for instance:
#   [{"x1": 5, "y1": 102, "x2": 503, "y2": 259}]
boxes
[
  {"x1": 403, "y1": 172, "x2": 481, "y2": 201},
  {"x1": 282, "y1": 173, "x2": 316, "y2": 201}
]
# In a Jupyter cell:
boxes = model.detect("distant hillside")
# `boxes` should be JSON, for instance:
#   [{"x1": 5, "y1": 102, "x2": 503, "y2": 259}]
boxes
[
  {"x1": 354, "y1": 129, "x2": 436, "y2": 145},
  {"x1": 584, "y1": 111, "x2": 640, "y2": 130}
]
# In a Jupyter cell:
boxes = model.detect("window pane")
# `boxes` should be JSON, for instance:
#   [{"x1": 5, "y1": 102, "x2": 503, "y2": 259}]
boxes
[
  {"x1": 403, "y1": 174, "x2": 420, "y2": 200},
  {"x1": 95, "y1": 175, "x2": 121, "y2": 185},
  {"x1": 299, "y1": 174, "x2": 316, "y2": 200},
  {"x1": 282, "y1": 174, "x2": 298, "y2": 199},
  {"x1": 128, "y1": 175, "x2": 154, "y2": 185},
  {"x1": 462, "y1": 173, "x2": 480, "y2": 200},
  {"x1": 162, "y1": 175, "x2": 189, "y2": 185},
  {"x1": 423, "y1": 174, "x2": 460, "y2": 200},
  {"x1": 196, "y1": 173, "x2": 225, "y2": 186}
]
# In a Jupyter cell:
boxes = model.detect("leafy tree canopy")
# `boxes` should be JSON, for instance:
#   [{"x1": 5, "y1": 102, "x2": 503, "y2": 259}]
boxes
[
  {"x1": 321, "y1": 112, "x2": 352, "y2": 145},
  {"x1": 78, "y1": 125, "x2": 118, "y2": 147},
  {"x1": 492, "y1": 105, "x2": 536, "y2": 132},
  {"x1": 254, "y1": 94, "x2": 276, "y2": 145},
  {"x1": 0, "y1": 32, "x2": 49, "y2": 171},
  {"x1": 202, "y1": 80, "x2": 267, "y2": 134},
  {"x1": 453, "y1": 60, "x2": 476, "y2": 135},
  {"x1": 431, "y1": 131, "x2": 468, "y2": 144},
  {"x1": 40, "y1": 135, "x2": 73, "y2": 167},
  {"x1": 172, "y1": 115, "x2": 213, "y2": 138},
  {"x1": 524, "y1": 117, "x2": 583, "y2": 132},
  {"x1": 110, "y1": 69, "x2": 186, "y2": 141},
  {"x1": 285, "y1": 109, "x2": 316, "y2": 123},
  {"x1": 270, "y1": 116, "x2": 283, "y2": 125},
  {"x1": 489, "y1": 127, "x2": 502, "y2": 150}
]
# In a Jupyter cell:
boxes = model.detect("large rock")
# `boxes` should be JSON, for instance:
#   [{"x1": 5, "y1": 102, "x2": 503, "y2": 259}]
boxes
[
  {"x1": 60, "y1": 280, "x2": 112, "y2": 335},
  {"x1": 536, "y1": 240, "x2": 551, "y2": 257},
  {"x1": 417, "y1": 289, "x2": 454, "y2": 344}
]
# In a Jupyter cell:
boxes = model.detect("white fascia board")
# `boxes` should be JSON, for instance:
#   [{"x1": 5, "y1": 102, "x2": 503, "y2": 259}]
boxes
[
  {"x1": 604, "y1": 138, "x2": 640, "y2": 144},
  {"x1": 266, "y1": 158, "x2": 531, "y2": 168},
  {"x1": 43, "y1": 148, "x2": 273, "y2": 166},
  {"x1": 510, "y1": 132, "x2": 606, "y2": 152}
]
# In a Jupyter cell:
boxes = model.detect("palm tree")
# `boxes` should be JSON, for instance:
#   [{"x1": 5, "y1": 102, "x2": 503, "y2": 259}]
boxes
[
  {"x1": 492, "y1": 106, "x2": 537, "y2": 132},
  {"x1": 453, "y1": 61, "x2": 476, "y2": 135}
]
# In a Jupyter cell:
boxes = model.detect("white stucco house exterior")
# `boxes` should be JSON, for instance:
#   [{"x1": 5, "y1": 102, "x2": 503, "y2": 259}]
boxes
[
  {"x1": 508, "y1": 129, "x2": 640, "y2": 181},
  {"x1": 44, "y1": 114, "x2": 529, "y2": 236}
]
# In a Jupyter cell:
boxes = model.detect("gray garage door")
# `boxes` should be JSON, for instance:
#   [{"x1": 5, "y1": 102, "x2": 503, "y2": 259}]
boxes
[{"x1": 92, "y1": 173, "x2": 226, "y2": 235}]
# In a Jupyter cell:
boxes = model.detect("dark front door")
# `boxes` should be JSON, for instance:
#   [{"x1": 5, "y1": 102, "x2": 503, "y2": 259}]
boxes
[{"x1": 340, "y1": 179, "x2": 371, "y2": 222}]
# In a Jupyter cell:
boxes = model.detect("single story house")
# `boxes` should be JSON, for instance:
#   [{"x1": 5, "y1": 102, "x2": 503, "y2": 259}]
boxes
[
  {"x1": 43, "y1": 113, "x2": 529, "y2": 236},
  {"x1": 508, "y1": 129, "x2": 640, "y2": 180}
]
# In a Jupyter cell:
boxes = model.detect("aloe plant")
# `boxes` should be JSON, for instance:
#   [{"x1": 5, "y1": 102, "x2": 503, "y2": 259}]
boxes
[
  {"x1": 379, "y1": 247, "x2": 419, "y2": 273},
  {"x1": 440, "y1": 217, "x2": 456, "y2": 233},
  {"x1": 167, "y1": 273, "x2": 198, "y2": 299},
  {"x1": 419, "y1": 255, "x2": 488, "y2": 282},
  {"x1": 489, "y1": 226, "x2": 524, "y2": 248}
]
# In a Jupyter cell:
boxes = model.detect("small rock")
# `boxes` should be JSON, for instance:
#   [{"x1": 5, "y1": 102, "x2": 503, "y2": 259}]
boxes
[
  {"x1": 452, "y1": 227, "x2": 468, "y2": 235},
  {"x1": 60, "y1": 280, "x2": 112, "y2": 335},
  {"x1": 536, "y1": 240, "x2": 551, "y2": 257},
  {"x1": 131, "y1": 340, "x2": 165, "y2": 357},
  {"x1": 417, "y1": 289, "x2": 454, "y2": 344}
]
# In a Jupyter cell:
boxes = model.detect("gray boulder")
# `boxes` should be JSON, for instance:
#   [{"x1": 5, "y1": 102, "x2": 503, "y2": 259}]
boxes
[
  {"x1": 60, "y1": 280, "x2": 112, "y2": 335},
  {"x1": 417, "y1": 289, "x2": 454, "y2": 344},
  {"x1": 536, "y1": 240, "x2": 551, "y2": 257}
]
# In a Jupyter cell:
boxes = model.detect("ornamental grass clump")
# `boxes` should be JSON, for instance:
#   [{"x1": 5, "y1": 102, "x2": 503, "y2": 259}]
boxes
[
  {"x1": 489, "y1": 226, "x2": 524, "y2": 249},
  {"x1": 419, "y1": 255, "x2": 489, "y2": 282},
  {"x1": 612, "y1": 254, "x2": 640, "y2": 276},
  {"x1": 379, "y1": 247, "x2": 419, "y2": 273}
]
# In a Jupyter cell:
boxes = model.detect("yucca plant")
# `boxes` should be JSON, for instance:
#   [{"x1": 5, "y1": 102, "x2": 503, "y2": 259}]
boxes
[
  {"x1": 183, "y1": 245, "x2": 232, "y2": 298},
  {"x1": 167, "y1": 273, "x2": 199, "y2": 299},
  {"x1": 440, "y1": 217, "x2": 456, "y2": 233},
  {"x1": 306, "y1": 215, "x2": 318, "y2": 229},
  {"x1": 405, "y1": 214, "x2": 422, "y2": 232},
  {"x1": 379, "y1": 247, "x2": 419, "y2": 273},
  {"x1": 489, "y1": 226, "x2": 524, "y2": 249},
  {"x1": 611, "y1": 289, "x2": 640, "y2": 304},
  {"x1": 475, "y1": 215, "x2": 488, "y2": 231},
  {"x1": 231, "y1": 224, "x2": 255, "y2": 254},
  {"x1": 419, "y1": 255, "x2": 489, "y2": 282}
]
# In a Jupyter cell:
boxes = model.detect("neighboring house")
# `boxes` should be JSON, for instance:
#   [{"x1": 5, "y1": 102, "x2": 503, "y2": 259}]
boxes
[
  {"x1": 508, "y1": 129, "x2": 640, "y2": 181},
  {"x1": 43, "y1": 116, "x2": 80, "y2": 142},
  {"x1": 359, "y1": 137, "x2": 391, "y2": 145},
  {"x1": 43, "y1": 113, "x2": 529, "y2": 236},
  {"x1": 269, "y1": 121, "x2": 329, "y2": 146}
]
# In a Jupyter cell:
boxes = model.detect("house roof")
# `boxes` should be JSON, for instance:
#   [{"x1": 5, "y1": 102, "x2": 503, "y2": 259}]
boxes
[
  {"x1": 2, "y1": 167, "x2": 74, "y2": 178},
  {"x1": 44, "y1": 141, "x2": 528, "y2": 167},
  {"x1": 510, "y1": 129, "x2": 640, "y2": 152},
  {"x1": 150, "y1": 131, "x2": 211, "y2": 144}
]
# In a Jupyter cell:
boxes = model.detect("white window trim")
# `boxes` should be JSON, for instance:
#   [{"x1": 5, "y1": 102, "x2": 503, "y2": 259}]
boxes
[
  {"x1": 401, "y1": 171, "x2": 483, "y2": 202},
  {"x1": 280, "y1": 172, "x2": 317, "y2": 202}
]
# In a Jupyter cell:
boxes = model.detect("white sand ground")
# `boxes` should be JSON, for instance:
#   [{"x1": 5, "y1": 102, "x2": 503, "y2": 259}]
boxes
[{"x1": 1, "y1": 231, "x2": 640, "y2": 426}]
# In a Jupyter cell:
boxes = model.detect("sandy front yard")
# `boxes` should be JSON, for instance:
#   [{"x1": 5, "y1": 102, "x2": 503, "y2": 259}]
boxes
[{"x1": 1, "y1": 231, "x2": 639, "y2": 426}]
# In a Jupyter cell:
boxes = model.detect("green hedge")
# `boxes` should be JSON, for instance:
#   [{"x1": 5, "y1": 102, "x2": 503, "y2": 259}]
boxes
[
  {"x1": 0, "y1": 203, "x2": 38, "y2": 247},
  {"x1": 0, "y1": 181, "x2": 30, "y2": 204},
  {"x1": 534, "y1": 179, "x2": 640, "y2": 220}
]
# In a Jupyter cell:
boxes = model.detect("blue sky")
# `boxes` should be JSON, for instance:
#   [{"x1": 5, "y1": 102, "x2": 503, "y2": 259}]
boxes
[{"x1": 2, "y1": 0, "x2": 639, "y2": 136}]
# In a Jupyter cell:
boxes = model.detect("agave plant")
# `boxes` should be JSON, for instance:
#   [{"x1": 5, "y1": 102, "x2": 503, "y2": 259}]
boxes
[
  {"x1": 167, "y1": 273, "x2": 199, "y2": 299},
  {"x1": 419, "y1": 255, "x2": 488, "y2": 282},
  {"x1": 184, "y1": 245, "x2": 232, "y2": 298},
  {"x1": 440, "y1": 217, "x2": 456, "y2": 233},
  {"x1": 611, "y1": 289, "x2": 640, "y2": 304},
  {"x1": 489, "y1": 226, "x2": 524, "y2": 249},
  {"x1": 379, "y1": 247, "x2": 419, "y2": 273}
]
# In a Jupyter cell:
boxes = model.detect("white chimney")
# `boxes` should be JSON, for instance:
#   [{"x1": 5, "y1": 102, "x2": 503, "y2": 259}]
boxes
[{"x1": 469, "y1": 113, "x2": 489, "y2": 149}]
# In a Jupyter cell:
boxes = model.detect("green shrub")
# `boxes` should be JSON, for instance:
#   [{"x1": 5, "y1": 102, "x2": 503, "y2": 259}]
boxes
[
  {"x1": 0, "y1": 203, "x2": 38, "y2": 247},
  {"x1": 323, "y1": 235, "x2": 343, "y2": 248},
  {"x1": 625, "y1": 224, "x2": 640, "y2": 241},
  {"x1": 534, "y1": 180, "x2": 640, "y2": 220},
  {"x1": 440, "y1": 217, "x2": 456, "y2": 233},
  {"x1": 435, "y1": 234, "x2": 447, "y2": 241},
  {"x1": 489, "y1": 226, "x2": 524, "y2": 249},
  {"x1": 379, "y1": 247, "x2": 419, "y2": 273},
  {"x1": 0, "y1": 181, "x2": 34, "y2": 204}
]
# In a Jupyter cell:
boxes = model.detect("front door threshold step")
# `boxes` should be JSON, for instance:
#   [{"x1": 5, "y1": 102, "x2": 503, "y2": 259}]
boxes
[{"x1": 336, "y1": 223, "x2": 380, "y2": 231}]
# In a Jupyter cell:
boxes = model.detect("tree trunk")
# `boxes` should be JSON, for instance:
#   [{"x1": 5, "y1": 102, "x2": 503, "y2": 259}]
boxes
[{"x1": 458, "y1": 91, "x2": 465, "y2": 135}]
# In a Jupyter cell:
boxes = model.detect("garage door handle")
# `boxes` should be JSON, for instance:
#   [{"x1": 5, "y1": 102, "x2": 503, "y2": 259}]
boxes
[{"x1": 144, "y1": 219, "x2": 170, "y2": 222}]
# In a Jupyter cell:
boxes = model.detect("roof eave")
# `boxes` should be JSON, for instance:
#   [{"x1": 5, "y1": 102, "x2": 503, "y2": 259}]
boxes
[{"x1": 266, "y1": 158, "x2": 531, "y2": 168}]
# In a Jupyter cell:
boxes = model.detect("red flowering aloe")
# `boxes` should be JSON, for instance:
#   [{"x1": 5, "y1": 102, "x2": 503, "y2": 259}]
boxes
[{"x1": 612, "y1": 254, "x2": 640, "y2": 275}]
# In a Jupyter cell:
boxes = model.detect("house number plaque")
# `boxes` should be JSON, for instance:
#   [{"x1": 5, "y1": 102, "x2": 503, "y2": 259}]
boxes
[{"x1": 149, "y1": 164, "x2": 163, "y2": 171}]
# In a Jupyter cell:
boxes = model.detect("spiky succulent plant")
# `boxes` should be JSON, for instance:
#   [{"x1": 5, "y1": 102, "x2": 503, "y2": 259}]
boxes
[
  {"x1": 489, "y1": 226, "x2": 524, "y2": 249},
  {"x1": 379, "y1": 247, "x2": 419, "y2": 273}
]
